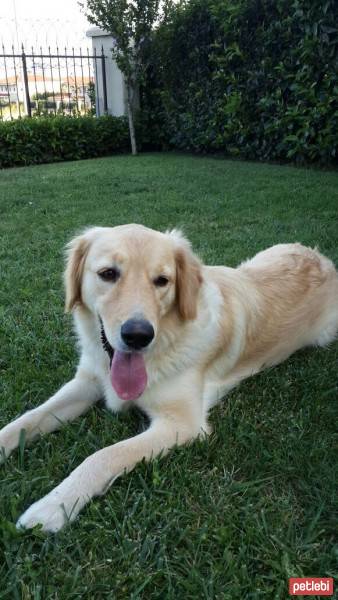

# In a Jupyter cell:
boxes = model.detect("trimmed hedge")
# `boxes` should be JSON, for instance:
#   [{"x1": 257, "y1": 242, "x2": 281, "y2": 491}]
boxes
[
  {"x1": 143, "y1": 0, "x2": 338, "y2": 164},
  {"x1": 0, "y1": 115, "x2": 130, "y2": 168}
]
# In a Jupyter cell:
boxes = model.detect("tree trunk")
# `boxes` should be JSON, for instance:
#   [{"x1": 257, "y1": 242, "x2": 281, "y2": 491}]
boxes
[{"x1": 127, "y1": 81, "x2": 137, "y2": 156}]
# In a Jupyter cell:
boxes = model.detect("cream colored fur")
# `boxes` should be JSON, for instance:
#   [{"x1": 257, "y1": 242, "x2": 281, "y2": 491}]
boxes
[{"x1": 1, "y1": 225, "x2": 337, "y2": 532}]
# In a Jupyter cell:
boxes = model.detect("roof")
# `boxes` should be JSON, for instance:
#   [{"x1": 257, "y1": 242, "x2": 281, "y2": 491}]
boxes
[
  {"x1": 61, "y1": 76, "x2": 93, "y2": 86},
  {"x1": 0, "y1": 74, "x2": 93, "y2": 86},
  {"x1": 0, "y1": 76, "x2": 18, "y2": 85},
  {"x1": 0, "y1": 74, "x2": 54, "y2": 85}
]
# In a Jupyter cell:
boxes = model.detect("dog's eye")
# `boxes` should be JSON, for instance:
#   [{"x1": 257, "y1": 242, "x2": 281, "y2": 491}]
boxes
[
  {"x1": 153, "y1": 275, "x2": 169, "y2": 287},
  {"x1": 98, "y1": 268, "x2": 120, "y2": 283}
]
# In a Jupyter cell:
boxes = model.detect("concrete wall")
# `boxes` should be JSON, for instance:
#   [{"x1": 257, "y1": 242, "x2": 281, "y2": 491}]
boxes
[{"x1": 86, "y1": 27, "x2": 126, "y2": 117}]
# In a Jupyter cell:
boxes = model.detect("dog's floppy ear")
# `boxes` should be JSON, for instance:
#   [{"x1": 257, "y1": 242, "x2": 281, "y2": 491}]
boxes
[
  {"x1": 64, "y1": 230, "x2": 92, "y2": 312},
  {"x1": 169, "y1": 230, "x2": 203, "y2": 320}
]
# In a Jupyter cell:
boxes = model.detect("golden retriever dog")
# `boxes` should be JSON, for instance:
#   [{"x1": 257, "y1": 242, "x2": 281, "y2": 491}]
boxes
[{"x1": 1, "y1": 225, "x2": 337, "y2": 532}]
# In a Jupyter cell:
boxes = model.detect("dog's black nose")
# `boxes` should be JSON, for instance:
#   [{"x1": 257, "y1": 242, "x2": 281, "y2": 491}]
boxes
[{"x1": 121, "y1": 319, "x2": 154, "y2": 350}]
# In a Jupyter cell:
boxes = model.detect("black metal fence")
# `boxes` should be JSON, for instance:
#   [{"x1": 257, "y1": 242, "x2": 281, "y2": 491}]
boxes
[{"x1": 0, "y1": 44, "x2": 108, "y2": 120}]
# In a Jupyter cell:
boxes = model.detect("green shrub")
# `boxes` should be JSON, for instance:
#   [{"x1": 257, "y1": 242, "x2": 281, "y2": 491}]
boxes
[
  {"x1": 0, "y1": 115, "x2": 131, "y2": 168},
  {"x1": 143, "y1": 0, "x2": 338, "y2": 164}
]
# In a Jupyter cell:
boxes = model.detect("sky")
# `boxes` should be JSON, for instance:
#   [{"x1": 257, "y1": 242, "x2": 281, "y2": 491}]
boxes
[{"x1": 0, "y1": 0, "x2": 92, "y2": 51}]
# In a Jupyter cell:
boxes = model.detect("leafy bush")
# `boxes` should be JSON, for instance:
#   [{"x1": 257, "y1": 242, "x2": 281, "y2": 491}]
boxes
[
  {"x1": 0, "y1": 115, "x2": 131, "y2": 168},
  {"x1": 143, "y1": 0, "x2": 338, "y2": 164}
]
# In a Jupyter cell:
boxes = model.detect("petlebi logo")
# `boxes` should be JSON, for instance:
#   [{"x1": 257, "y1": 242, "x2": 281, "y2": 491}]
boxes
[{"x1": 289, "y1": 578, "x2": 333, "y2": 596}]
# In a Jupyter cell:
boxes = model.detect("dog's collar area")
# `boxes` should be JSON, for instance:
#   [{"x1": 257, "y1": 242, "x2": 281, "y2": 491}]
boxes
[{"x1": 99, "y1": 318, "x2": 114, "y2": 364}]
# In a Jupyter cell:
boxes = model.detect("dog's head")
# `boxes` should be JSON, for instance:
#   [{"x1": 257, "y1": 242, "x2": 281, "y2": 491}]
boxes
[{"x1": 64, "y1": 225, "x2": 202, "y2": 400}]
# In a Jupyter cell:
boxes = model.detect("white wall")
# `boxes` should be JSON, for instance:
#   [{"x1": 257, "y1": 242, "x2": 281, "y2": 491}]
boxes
[{"x1": 86, "y1": 27, "x2": 126, "y2": 117}]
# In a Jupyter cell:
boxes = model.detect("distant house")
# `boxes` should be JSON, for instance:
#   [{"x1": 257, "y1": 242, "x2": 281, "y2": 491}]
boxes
[
  {"x1": 0, "y1": 72, "x2": 94, "y2": 113},
  {"x1": 0, "y1": 77, "x2": 18, "y2": 103},
  {"x1": 61, "y1": 76, "x2": 94, "y2": 106},
  {"x1": 0, "y1": 74, "x2": 55, "y2": 104},
  {"x1": 25, "y1": 74, "x2": 56, "y2": 97}
]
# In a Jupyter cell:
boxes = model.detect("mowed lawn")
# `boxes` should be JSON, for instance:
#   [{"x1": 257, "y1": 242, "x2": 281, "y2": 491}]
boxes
[{"x1": 0, "y1": 153, "x2": 337, "y2": 599}]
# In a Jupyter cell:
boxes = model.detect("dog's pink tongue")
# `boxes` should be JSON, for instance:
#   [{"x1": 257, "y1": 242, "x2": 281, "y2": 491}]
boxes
[{"x1": 110, "y1": 350, "x2": 147, "y2": 401}]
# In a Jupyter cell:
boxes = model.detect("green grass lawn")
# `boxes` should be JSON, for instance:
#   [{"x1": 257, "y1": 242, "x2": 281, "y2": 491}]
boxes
[{"x1": 0, "y1": 153, "x2": 337, "y2": 599}]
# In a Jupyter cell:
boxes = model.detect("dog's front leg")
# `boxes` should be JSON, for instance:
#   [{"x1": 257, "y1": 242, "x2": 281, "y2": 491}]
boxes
[
  {"x1": 0, "y1": 370, "x2": 101, "y2": 461},
  {"x1": 16, "y1": 414, "x2": 200, "y2": 533}
]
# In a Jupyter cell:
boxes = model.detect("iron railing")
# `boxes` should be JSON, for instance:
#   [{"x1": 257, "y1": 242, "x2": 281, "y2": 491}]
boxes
[{"x1": 0, "y1": 44, "x2": 108, "y2": 120}]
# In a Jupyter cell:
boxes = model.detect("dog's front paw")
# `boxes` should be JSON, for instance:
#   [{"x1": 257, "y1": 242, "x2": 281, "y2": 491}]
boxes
[
  {"x1": 0, "y1": 422, "x2": 25, "y2": 462},
  {"x1": 16, "y1": 490, "x2": 79, "y2": 533}
]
